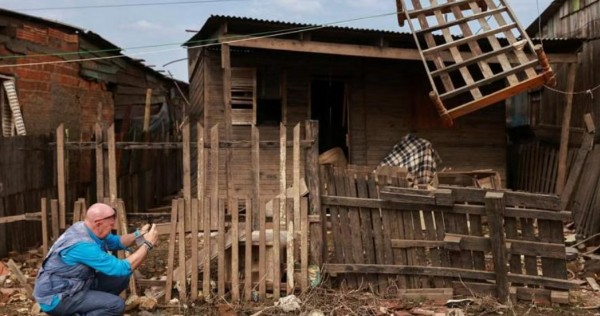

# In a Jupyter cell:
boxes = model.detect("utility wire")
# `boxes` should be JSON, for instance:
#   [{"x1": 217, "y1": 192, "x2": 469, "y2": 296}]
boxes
[
  {"x1": 0, "y1": 11, "x2": 397, "y2": 67},
  {"x1": 13, "y1": 0, "x2": 249, "y2": 11}
]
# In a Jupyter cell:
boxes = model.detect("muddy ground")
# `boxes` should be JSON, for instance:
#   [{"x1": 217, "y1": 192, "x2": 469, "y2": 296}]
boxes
[{"x1": 2, "y1": 218, "x2": 600, "y2": 315}]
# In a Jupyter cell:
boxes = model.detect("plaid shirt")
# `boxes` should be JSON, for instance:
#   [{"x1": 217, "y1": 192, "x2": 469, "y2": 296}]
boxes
[{"x1": 380, "y1": 134, "x2": 437, "y2": 185}]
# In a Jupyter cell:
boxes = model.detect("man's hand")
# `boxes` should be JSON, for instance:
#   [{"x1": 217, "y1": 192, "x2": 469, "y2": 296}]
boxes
[
  {"x1": 145, "y1": 224, "x2": 158, "y2": 247},
  {"x1": 139, "y1": 224, "x2": 151, "y2": 235}
]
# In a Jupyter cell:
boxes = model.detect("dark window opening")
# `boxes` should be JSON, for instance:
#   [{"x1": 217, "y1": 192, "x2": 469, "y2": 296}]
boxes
[
  {"x1": 311, "y1": 80, "x2": 348, "y2": 157},
  {"x1": 256, "y1": 98, "x2": 282, "y2": 125}
]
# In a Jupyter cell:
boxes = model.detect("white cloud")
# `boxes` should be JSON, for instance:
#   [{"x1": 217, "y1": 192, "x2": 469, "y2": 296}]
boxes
[
  {"x1": 343, "y1": 0, "x2": 390, "y2": 10},
  {"x1": 121, "y1": 20, "x2": 165, "y2": 32},
  {"x1": 272, "y1": 0, "x2": 323, "y2": 13}
]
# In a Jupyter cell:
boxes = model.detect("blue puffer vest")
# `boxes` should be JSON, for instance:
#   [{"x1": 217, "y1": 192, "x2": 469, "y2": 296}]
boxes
[{"x1": 33, "y1": 222, "x2": 98, "y2": 307}]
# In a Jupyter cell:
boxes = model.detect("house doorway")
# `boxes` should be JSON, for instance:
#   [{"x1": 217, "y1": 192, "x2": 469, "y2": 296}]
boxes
[{"x1": 310, "y1": 80, "x2": 348, "y2": 157}]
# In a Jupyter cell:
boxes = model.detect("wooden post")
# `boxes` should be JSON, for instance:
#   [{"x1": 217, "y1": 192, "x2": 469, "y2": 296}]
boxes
[
  {"x1": 244, "y1": 197, "x2": 252, "y2": 301},
  {"x1": 165, "y1": 199, "x2": 178, "y2": 303},
  {"x1": 273, "y1": 197, "x2": 281, "y2": 300},
  {"x1": 41, "y1": 198, "x2": 48, "y2": 256},
  {"x1": 210, "y1": 125, "x2": 221, "y2": 297},
  {"x1": 182, "y1": 120, "x2": 191, "y2": 230},
  {"x1": 143, "y1": 89, "x2": 152, "y2": 133},
  {"x1": 300, "y1": 197, "x2": 309, "y2": 292},
  {"x1": 95, "y1": 123, "x2": 105, "y2": 201},
  {"x1": 56, "y1": 124, "x2": 66, "y2": 230},
  {"x1": 288, "y1": 123, "x2": 300, "y2": 294},
  {"x1": 96, "y1": 101, "x2": 103, "y2": 122},
  {"x1": 72, "y1": 200, "x2": 81, "y2": 223},
  {"x1": 107, "y1": 124, "x2": 117, "y2": 203},
  {"x1": 116, "y1": 200, "x2": 137, "y2": 296},
  {"x1": 251, "y1": 126, "x2": 260, "y2": 229},
  {"x1": 274, "y1": 123, "x2": 286, "y2": 300},
  {"x1": 258, "y1": 198, "x2": 266, "y2": 300},
  {"x1": 50, "y1": 199, "x2": 59, "y2": 242},
  {"x1": 305, "y1": 120, "x2": 324, "y2": 266},
  {"x1": 202, "y1": 197, "x2": 211, "y2": 301},
  {"x1": 230, "y1": 197, "x2": 239, "y2": 302},
  {"x1": 485, "y1": 192, "x2": 509, "y2": 302},
  {"x1": 217, "y1": 199, "x2": 225, "y2": 298},
  {"x1": 190, "y1": 198, "x2": 199, "y2": 301},
  {"x1": 177, "y1": 198, "x2": 187, "y2": 302},
  {"x1": 555, "y1": 62, "x2": 578, "y2": 195}
]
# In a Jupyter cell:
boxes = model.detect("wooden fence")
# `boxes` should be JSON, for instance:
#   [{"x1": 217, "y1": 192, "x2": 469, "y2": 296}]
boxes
[
  {"x1": 159, "y1": 120, "x2": 319, "y2": 302},
  {"x1": 36, "y1": 119, "x2": 323, "y2": 302},
  {"x1": 321, "y1": 166, "x2": 580, "y2": 303},
  {"x1": 0, "y1": 135, "x2": 60, "y2": 257}
]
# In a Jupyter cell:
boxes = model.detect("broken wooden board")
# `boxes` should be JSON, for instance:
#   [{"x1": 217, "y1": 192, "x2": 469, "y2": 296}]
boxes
[{"x1": 172, "y1": 227, "x2": 246, "y2": 279}]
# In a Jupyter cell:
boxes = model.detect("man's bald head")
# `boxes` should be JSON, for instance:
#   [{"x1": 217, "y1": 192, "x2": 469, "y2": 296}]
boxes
[{"x1": 86, "y1": 203, "x2": 115, "y2": 222}]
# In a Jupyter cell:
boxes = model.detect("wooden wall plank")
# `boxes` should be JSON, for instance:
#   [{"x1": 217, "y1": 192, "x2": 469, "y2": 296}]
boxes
[
  {"x1": 366, "y1": 177, "x2": 394, "y2": 291},
  {"x1": 334, "y1": 170, "x2": 357, "y2": 288}
]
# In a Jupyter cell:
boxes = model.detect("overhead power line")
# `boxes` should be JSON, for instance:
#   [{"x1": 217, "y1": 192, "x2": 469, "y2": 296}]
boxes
[
  {"x1": 0, "y1": 11, "x2": 397, "y2": 63},
  {"x1": 13, "y1": 0, "x2": 248, "y2": 11}
]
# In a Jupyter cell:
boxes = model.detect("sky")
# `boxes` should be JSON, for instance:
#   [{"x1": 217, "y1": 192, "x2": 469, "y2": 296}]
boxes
[{"x1": 1, "y1": 0, "x2": 553, "y2": 82}]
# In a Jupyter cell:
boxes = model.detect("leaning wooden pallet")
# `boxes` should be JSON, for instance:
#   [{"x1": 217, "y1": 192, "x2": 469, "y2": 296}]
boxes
[{"x1": 397, "y1": 0, "x2": 555, "y2": 126}]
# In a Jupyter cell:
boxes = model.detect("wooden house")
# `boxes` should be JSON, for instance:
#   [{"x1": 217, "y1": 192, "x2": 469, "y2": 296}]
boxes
[
  {"x1": 184, "y1": 15, "x2": 567, "y2": 197},
  {"x1": 526, "y1": 0, "x2": 599, "y2": 130}
]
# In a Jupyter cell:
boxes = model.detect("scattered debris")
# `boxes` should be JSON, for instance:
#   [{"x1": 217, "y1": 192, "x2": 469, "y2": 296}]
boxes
[{"x1": 275, "y1": 295, "x2": 301, "y2": 312}]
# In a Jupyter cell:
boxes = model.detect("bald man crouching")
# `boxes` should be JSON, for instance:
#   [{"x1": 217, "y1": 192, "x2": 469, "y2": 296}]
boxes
[{"x1": 33, "y1": 203, "x2": 159, "y2": 316}]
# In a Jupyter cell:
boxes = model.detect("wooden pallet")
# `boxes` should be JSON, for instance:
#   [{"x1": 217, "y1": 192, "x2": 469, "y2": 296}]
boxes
[{"x1": 397, "y1": 0, "x2": 555, "y2": 126}]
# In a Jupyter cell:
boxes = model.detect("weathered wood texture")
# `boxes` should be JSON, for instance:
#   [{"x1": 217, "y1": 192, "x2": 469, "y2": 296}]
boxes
[
  {"x1": 321, "y1": 166, "x2": 573, "y2": 299},
  {"x1": 530, "y1": 1, "x2": 600, "y2": 128},
  {"x1": 192, "y1": 49, "x2": 506, "y2": 198},
  {"x1": 163, "y1": 121, "x2": 317, "y2": 301},
  {"x1": 511, "y1": 141, "x2": 566, "y2": 194},
  {"x1": 0, "y1": 135, "x2": 56, "y2": 257}
]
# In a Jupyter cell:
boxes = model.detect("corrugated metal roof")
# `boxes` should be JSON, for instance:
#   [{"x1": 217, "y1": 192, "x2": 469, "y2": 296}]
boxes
[
  {"x1": 184, "y1": 14, "x2": 412, "y2": 46},
  {"x1": 526, "y1": 0, "x2": 567, "y2": 37},
  {"x1": 0, "y1": 7, "x2": 178, "y2": 83},
  {"x1": 531, "y1": 37, "x2": 585, "y2": 54}
]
